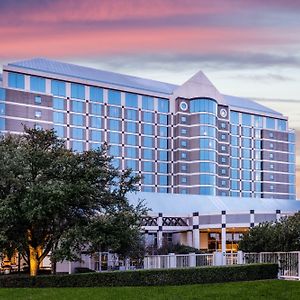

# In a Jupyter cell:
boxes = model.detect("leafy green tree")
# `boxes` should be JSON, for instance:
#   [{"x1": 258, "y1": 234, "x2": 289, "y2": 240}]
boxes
[
  {"x1": 239, "y1": 213, "x2": 300, "y2": 252},
  {"x1": 0, "y1": 128, "x2": 145, "y2": 276}
]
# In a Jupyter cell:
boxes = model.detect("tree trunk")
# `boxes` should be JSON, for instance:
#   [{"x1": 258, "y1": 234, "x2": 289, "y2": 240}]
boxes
[{"x1": 29, "y1": 245, "x2": 40, "y2": 276}]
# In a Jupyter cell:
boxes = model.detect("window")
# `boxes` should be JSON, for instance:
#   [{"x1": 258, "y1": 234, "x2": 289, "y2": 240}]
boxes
[
  {"x1": 231, "y1": 169, "x2": 239, "y2": 179},
  {"x1": 0, "y1": 118, "x2": 5, "y2": 130},
  {"x1": 242, "y1": 149, "x2": 251, "y2": 158},
  {"x1": 231, "y1": 147, "x2": 239, "y2": 157},
  {"x1": 109, "y1": 119, "x2": 120, "y2": 131},
  {"x1": 254, "y1": 115, "x2": 263, "y2": 128},
  {"x1": 72, "y1": 141, "x2": 84, "y2": 152},
  {"x1": 220, "y1": 122, "x2": 226, "y2": 129},
  {"x1": 109, "y1": 132, "x2": 120, "y2": 144},
  {"x1": 143, "y1": 161, "x2": 153, "y2": 172},
  {"x1": 231, "y1": 180, "x2": 239, "y2": 190},
  {"x1": 35, "y1": 111, "x2": 41, "y2": 118},
  {"x1": 159, "y1": 151, "x2": 168, "y2": 161},
  {"x1": 269, "y1": 132, "x2": 274, "y2": 138},
  {"x1": 200, "y1": 114, "x2": 216, "y2": 125},
  {"x1": 142, "y1": 96, "x2": 154, "y2": 111},
  {"x1": 159, "y1": 163, "x2": 168, "y2": 173},
  {"x1": 221, "y1": 145, "x2": 227, "y2": 152},
  {"x1": 242, "y1": 127, "x2": 251, "y2": 137},
  {"x1": 0, "y1": 88, "x2": 5, "y2": 100},
  {"x1": 242, "y1": 113, "x2": 251, "y2": 126},
  {"x1": 126, "y1": 121, "x2": 137, "y2": 133},
  {"x1": 91, "y1": 130, "x2": 101, "y2": 141},
  {"x1": 181, "y1": 140, "x2": 187, "y2": 148},
  {"x1": 143, "y1": 136, "x2": 153, "y2": 147},
  {"x1": 53, "y1": 125, "x2": 64, "y2": 137},
  {"x1": 53, "y1": 97, "x2": 64, "y2": 110},
  {"x1": 35, "y1": 96, "x2": 42, "y2": 104},
  {"x1": 158, "y1": 114, "x2": 168, "y2": 125},
  {"x1": 108, "y1": 106, "x2": 121, "y2": 118},
  {"x1": 127, "y1": 134, "x2": 137, "y2": 146},
  {"x1": 181, "y1": 164, "x2": 187, "y2": 172},
  {"x1": 158, "y1": 98, "x2": 169, "y2": 113},
  {"x1": 126, "y1": 160, "x2": 137, "y2": 171},
  {"x1": 266, "y1": 117, "x2": 275, "y2": 129},
  {"x1": 220, "y1": 156, "x2": 228, "y2": 164},
  {"x1": 143, "y1": 149, "x2": 153, "y2": 160},
  {"x1": 109, "y1": 145, "x2": 120, "y2": 157},
  {"x1": 143, "y1": 174, "x2": 153, "y2": 185},
  {"x1": 158, "y1": 138, "x2": 168, "y2": 149},
  {"x1": 71, "y1": 100, "x2": 84, "y2": 113},
  {"x1": 181, "y1": 116, "x2": 187, "y2": 123},
  {"x1": 180, "y1": 189, "x2": 187, "y2": 194},
  {"x1": 270, "y1": 164, "x2": 274, "y2": 170},
  {"x1": 231, "y1": 125, "x2": 239, "y2": 135},
  {"x1": 242, "y1": 181, "x2": 251, "y2": 191},
  {"x1": 90, "y1": 86, "x2": 103, "y2": 102},
  {"x1": 71, "y1": 83, "x2": 85, "y2": 99},
  {"x1": 181, "y1": 177, "x2": 187, "y2": 183},
  {"x1": 199, "y1": 162, "x2": 216, "y2": 173},
  {"x1": 200, "y1": 138, "x2": 215, "y2": 149},
  {"x1": 143, "y1": 124, "x2": 153, "y2": 135},
  {"x1": 221, "y1": 133, "x2": 227, "y2": 141},
  {"x1": 230, "y1": 111, "x2": 239, "y2": 124},
  {"x1": 30, "y1": 76, "x2": 46, "y2": 93},
  {"x1": 181, "y1": 152, "x2": 187, "y2": 159},
  {"x1": 126, "y1": 109, "x2": 137, "y2": 121},
  {"x1": 278, "y1": 119, "x2": 287, "y2": 131},
  {"x1": 52, "y1": 80, "x2": 66, "y2": 97},
  {"x1": 231, "y1": 158, "x2": 239, "y2": 168},
  {"x1": 221, "y1": 180, "x2": 226, "y2": 187},
  {"x1": 190, "y1": 98, "x2": 217, "y2": 113},
  {"x1": 108, "y1": 90, "x2": 121, "y2": 105},
  {"x1": 242, "y1": 160, "x2": 251, "y2": 169},
  {"x1": 126, "y1": 147, "x2": 137, "y2": 158},
  {"x1": 159, "y1": 126, "x2": 168, "y2": 137},
  {"x1": 90, "y1": 116, "x2": 101, "y2": 129},
  {"x1": 200, "y1": 174, "x2": 216, "y2": 185},
  {"x1": 242, "y1": 170, "x2": 251, "y2": 180},
  {"x1": 53, "y1": 112, "x2": 64, "y2": 124},
  {"x1": 200, "y1": 150, "x2": 216, "y2": 161},
  {"x1": 8, "y1": 72, "x2": 24, "y2": 89},
  {"x1": 71, "y1": 114, "x2": 84, "y2": 126},
  {"x1": 143, "y1": 112, "x2": 153, "y2": 123},
  {"x1": 89, "y1": 103, "x2": 100, "y2": 115},
  {"x1": 125, "y1": 93, "x2": 138, "y2": 108},
  {"x1": 270, "y1": 174, "x2": 274, "y2": 181},
  {"x1": 72, "y1": 127, "x2": 84, "y2": 140},
  {"x1": 269, "y1": 153, "x2": 274, "y2": 160},
  {"x1": 270, "y1": 143, "x2": 274, "y2": 149},
  {"x1": 181, "y1": 128, "x2": 187, "y2": 135},
  {"x1": 231, "y1": 136, "x2": 239, "y2": 146},
  {"x1": 200, "y1": 187, "x2": 215, "y2": 196},
  {"x1": 200, "y1": 126, "x2": 216, "y2": 137},
  {"x1": 221, "y1": 168, "x2": 226, "y2": 175},
  {"x1": 242, "y1": 138, "x2": 251, "y2": 148}
]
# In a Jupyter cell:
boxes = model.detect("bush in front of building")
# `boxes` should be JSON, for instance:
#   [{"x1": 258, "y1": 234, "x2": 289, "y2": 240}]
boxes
[{"x1": 0, "y1": 263, "x2": 278, "y2": 288}]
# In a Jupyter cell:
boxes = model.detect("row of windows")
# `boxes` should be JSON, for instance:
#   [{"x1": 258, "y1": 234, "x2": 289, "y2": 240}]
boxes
[
  {"x1": 190, "y1": 98, "x2": 217, "y2": 114},
  {"x1": 230, "y1": 111, "x2": 287, "y2": 131},
  {"x1": 8, "y1": 72, "x2": 169, "y2": 111}
]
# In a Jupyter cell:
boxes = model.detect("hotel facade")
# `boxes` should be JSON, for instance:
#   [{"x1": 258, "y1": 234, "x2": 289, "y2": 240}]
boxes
[{"x1": 0, "y1": 58, "x2": 299, "y2": 255}]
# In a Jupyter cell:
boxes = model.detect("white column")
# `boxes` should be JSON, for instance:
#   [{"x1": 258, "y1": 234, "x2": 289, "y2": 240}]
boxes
[
  {"x1": 250, "y1": 209, "x2": 255, "y2": 227},
  {"x1": 169, "y1": 253, "x2": 176, "y2": 268},
  {"x1": 237, "y1": 251, "x2": 244, "y2": 265},
  {"x1": 192, "y1": 212, "x2": 200, "y2": 249},
  {"x1": 189, "y1": 253, "x2": 196, "y2": 267},
  {"x1": 276, "y1": 210, "x2": 281, "y2": 222}
]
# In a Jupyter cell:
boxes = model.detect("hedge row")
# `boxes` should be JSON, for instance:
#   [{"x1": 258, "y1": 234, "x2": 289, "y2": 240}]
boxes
[{"x1": 0, "y1": 264, "x2": 278, "y2": 288}]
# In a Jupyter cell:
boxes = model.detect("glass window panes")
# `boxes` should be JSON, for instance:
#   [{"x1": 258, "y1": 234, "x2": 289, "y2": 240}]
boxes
[
  {"x1": 200, "y1": 150, "x2": 216, "y2": 161},
  {"x1": 200, "y1": 174, "x2": 216, "y2": 185},
  {"x1": 126, "y1": 134, "x2": 137, "y2": 145},
  {"x1": 53, "y1": 97, "x2": 64, "y2": 110},
  {"x1": 142, "y1": 96, "x2": 154, "y2": 111},
  {"x1": 190, "y1": 98, "x2": 217, "y2": 114},
  {"x1": 35, "y1": 96, "x2": 42, "y2": 104},
  {"x1": 0, "y1": 88, "x2": 5, "y2": 100},
  {"x1": 200, "y1": 114, "x2": 216, "y2": 125},
  {"x1": 126, "y1": 147, "x2": 137, "y2": 158},
  {"x1": 159, "y1": 163, "x2": 168, "y2": 173},
  {"x1": 125, "y1": 93, "x2": 138, "y2": 108},
  {"x1": 159, "y1": 126, "x2": 168, "y2": 137},
  {"x1": 159, "y1": 151, "x2": 168, "y2": 161},
  {"x1": 143, "y1": 161, "x2": 153, "y2": 172},
  {"x1": 53, "y1": 112, "x2": 64, "y2": 124},
  {"x1": 108, "y1": 106, "x2": 121, "y2": 118},
  {"x1": 71, "y1": 100, "x2": 84, "y2": 113},
  {"x1": 199, "y1": 162, "x2": 216, "y2": 173},
  {"x1": 158, "y1": 114, "x2": 168, "y2": 125},
  {"x1": 126, "y1": 109, "x2": 138, "y2": 120},
  {"x1": 51, "y1": 80, "x2": 66, "y2": 97},
  {"x1": 90, "y1": 103, "x2": 101, "y2": 115},
  {"x1": 143, "y1": 112, "x2": 153, "y2": 123},
  {"x1": 71, "y1": 83, "x2": 85, "y2": 99},
  {"x1": 8, "y1": 72, "x2": 25, "y2": 89},
  {"x1": 91, "y1": 130, "x2": 101, "y2": 141},
  {"x1": 90, "y1": 116, "x2": 101, "y2": 128},
  {"x1": 254, "y1": 115, "x2": 263, "y2": 128},
  {"x1": 126, "y1": 121, "x2": 137, "y2": 133},
  {"x1": 143, "y1": 149, "x2": 153, "y2": 160},
  {"x1": 266, "y1": 117, "x2": 275, "y2": 129},
  {"x1": 90, "y1": 86, "x2": 103, "y2": 102},
  {"x1": 158, "y1": 98, "x2": 169, "y2": 113},
  {"x1": 71, "y1": 114, "x2": 84, "y2": 126},
  {"x1": 109, "y1": 119, "x2": 120, "y2": 131},
  {"x1": 242, "y1": 113, "x2": 251, "y2": 126},
  {"x1": 108, "y1": 90, "x2": 121, "y2": 105},
  {"x1": 109, "y1": 132, "x2": 120, "y2": 144},
  {"x1": 30, "y1": 76, "x2": 46, "y2": 93},
  {"x1": 53, "y1": 125, "x2": 64, "y2": 137},
  {"x1": 230, "y1": 111, "x2": 239, "y2": 124},
  {"x1": 126, "y1": 159, "x2": 137, "y2": 171},
  {"x1": 72, "y1": 127, "x2": 84, "y2": 140},
  {"x1": 158, "y1": 138, "x2": 168, "y2": 149},
  {"x1": 143, "y1": 124, "x2": 153, "y2": 135},
  {"x1": 72, "y1": 141, "x2": 84, "y2": 152},
  {"x1": 159, "y1": 175, "x2": 168, "y2": 185},
  {"x1": 200, "y1": 138, "x2": 216, "y2": 149},
  {"x1": 278, "y1": 119, "x2": 287, "y2": 131}
]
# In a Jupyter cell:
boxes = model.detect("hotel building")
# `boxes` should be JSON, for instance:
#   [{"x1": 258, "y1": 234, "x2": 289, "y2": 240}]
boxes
[{"x1": 0, "y1": 58, "x2": 299, "y2": 254}]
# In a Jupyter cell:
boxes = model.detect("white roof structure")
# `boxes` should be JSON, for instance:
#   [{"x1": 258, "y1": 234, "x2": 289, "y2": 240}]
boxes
[{"x1": 128, "y1": 192, "x2": 300, "y2": 215}]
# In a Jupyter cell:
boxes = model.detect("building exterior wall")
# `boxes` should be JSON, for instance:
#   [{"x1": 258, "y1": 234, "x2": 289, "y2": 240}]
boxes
[{"x1": 0, "y1": 59, "x2": 296, "y2": 199}]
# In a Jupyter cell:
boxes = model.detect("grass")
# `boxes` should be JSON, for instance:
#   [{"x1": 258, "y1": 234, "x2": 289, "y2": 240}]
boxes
[{"x1": 0, "y1": 280, "x2": 299, "y2": 299}]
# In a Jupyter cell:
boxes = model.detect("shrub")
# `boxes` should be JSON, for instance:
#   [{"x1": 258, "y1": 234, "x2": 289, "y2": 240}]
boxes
[
  {"x1": 0, "y1": 264, "x2": 278, "y2": 288},
  {"x1": 74, "y1": 267, "x2": 96, "y2": 274}
]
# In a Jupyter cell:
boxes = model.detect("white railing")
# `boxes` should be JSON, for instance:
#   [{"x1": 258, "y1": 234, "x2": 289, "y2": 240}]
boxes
[
  {"x1": 144, "y1": 251, "x2": 300, "y2": 280},
  {"x1": 244, "y1": 251, "x2": 300, "y2": 280}
]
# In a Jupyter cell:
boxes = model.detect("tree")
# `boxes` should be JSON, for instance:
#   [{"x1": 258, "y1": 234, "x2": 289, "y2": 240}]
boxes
[
  {"x1": 239, "y1": 213, "x2": 300, "y2": 252},
  {"x1": 0, "y1": 127, "x2": 146, "y2": 276}
]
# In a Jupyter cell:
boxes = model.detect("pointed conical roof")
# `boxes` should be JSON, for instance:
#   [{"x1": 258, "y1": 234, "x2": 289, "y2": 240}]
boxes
[{"x1": 172, "y1": 71, "x2": 224, "y2": 102}]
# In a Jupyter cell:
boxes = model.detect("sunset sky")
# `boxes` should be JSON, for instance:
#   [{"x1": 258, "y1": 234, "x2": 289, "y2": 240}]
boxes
[{"x1": 1, "y1": 0, "x2": 299, "y2": 197}]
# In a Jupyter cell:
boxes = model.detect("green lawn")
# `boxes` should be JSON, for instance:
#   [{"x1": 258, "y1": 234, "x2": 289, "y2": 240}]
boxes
[{"x1": 0, "y1": 280, "x2": 299, "y2": 300}]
